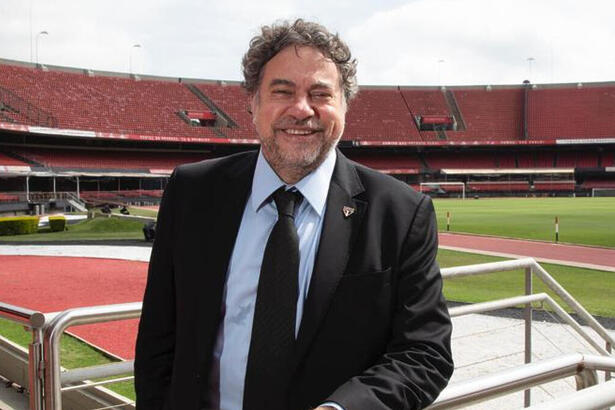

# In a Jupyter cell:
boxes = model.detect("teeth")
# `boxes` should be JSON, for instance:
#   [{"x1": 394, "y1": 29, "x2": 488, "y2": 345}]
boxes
[{"x1": 284, "y1": 129, "x2": 313, "y2": 135}]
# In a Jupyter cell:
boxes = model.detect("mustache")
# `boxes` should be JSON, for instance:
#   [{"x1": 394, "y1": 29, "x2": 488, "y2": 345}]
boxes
[{"x1": 273, "y1": 117, "x2": 324, "y2": 130}]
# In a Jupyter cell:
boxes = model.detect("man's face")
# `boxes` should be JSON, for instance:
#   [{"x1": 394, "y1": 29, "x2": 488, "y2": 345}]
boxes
[{"x1": 250, "y1": 45, "x2": 346, "y2": 182}]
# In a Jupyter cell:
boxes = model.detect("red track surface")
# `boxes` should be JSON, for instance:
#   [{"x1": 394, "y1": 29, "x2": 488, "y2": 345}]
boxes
[
  {"x1": 0, "y1": 255, "x2": 147, "y2": 359},
  {"x1": 439, "y1": 233, "x2": 615, "y2": 270}
]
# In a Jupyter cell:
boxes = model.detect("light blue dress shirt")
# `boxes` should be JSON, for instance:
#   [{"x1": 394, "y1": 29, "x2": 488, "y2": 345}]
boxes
[{"x1": 210, "y1": 149, "x2": 341, "y2": 410}]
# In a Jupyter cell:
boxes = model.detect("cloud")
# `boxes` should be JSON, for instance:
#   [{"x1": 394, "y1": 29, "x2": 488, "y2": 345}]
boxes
[
  {"x1": 346, "y1": 0, "x2": 615, "y2": 85},
  {"x1": 1, "y1": 0, "x2": 614, "y2": 85}
]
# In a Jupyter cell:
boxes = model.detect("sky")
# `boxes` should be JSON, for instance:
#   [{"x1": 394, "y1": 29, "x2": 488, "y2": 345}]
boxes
[{"x1": 1, "y1": 0, "x2": 614, "y2": 87}]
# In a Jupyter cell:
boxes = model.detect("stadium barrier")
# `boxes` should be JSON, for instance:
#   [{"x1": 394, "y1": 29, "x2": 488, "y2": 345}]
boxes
[
  {"x1": 428, "y1": 354, "x2": 615, "y2": 410},
  {"x1": 1, "y1": 258, "x2": 614, "y2": 409},
  {"x1": 527, "y1": 378, "x2": 615, "y2": 410}
]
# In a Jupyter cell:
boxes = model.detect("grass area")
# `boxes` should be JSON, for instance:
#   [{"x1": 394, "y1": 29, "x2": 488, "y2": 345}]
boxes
[
  {"x1": 433, "y1": 197, "x2": 615, "y2": 248},
  {"x1": 0, "y1": 318, "x2": 135, "y2": 399},
  {"x1": 0, "y1": 216, "x2": 145, "y2": 242},
  {"x1": 438, "y1": 248, "x2": 615, "y2": 317}
]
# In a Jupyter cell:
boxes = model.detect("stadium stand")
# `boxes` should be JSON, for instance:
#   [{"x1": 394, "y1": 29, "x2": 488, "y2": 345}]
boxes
[
  {"x1": 0, "y1": 59, "x2": 614, "y2": 201},
  {"x1": 402, "y1": 89, "x2": 450, "y2": 116},
  {"x1": 397, "y1": 88, "x2": 451, "y2": 141},
  {"x1": 10, "y1": 147, "x2": 209, "y2": 171},
  {"x1": 0, "y1": 64, "x2": 220, "y2": 139},
  {"x1": 419, "y1": 183, "x2": 465, "y2": 193},
  {"x1": 468, "y1": 181, "x2": 530, "y2": 192},
  {"x1": 81, "y1": 189, "x2": 163, "y2": 203},
  {"x1": 556, "y1": 150, "x2": 600, "y2": 168},
  {"x1": 517, "y1": 151, "x2": 556, "y2": 168},
  {"x1": 423, "y1": 151, "x2": 498, "y2": 169},
  {"x1": 527, "y1": 85, "x2": 615, "y2": 140},
  {"x1": 533, "y1": 180, "x2": 576, "y2": 191},
  {"x1": 343, "y1": 88, "x2": 422, "y2": 142},
  {"x1": 346, "y1": 151, "x2": 422, "y2": 172},
  {"x1": 0, "y1": 151, "x2": 31, "y2": 166},
  {"x1": 581, "y1": 178, "x2": 615, "y2": 189},
  {"x1": 0, "y1": 192, "x2": 20, "y2": 202},
  {"x1": 192, "y1": 82, "x2": 256, "y2": 139},
  {"x1": 448, "y1": 88, "x2": 525, "y2": 141},
  {"x1": 496, "y1": 152, "x2": 517, "y2": 168}
]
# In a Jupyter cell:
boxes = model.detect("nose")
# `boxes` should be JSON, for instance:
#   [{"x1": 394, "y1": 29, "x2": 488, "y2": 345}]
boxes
[{"x1": 286, "y1": 94, "x2": 315, "y2": 120}]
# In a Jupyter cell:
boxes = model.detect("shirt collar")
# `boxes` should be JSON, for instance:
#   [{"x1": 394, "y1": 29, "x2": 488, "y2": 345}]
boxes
[{"x1": 251, "y1": 148, "x2": 336, "y2": 217}]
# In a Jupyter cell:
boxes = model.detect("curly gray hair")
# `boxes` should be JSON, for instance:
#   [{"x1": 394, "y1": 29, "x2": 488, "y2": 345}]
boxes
[{"x1": 241, "y1": 19, "x2": 358, "y2": 102}]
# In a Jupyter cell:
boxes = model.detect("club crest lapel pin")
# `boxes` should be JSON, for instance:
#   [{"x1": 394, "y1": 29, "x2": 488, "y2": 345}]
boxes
[{"x1": 342, "y1": 206, "x2": 355, "y2": 218}]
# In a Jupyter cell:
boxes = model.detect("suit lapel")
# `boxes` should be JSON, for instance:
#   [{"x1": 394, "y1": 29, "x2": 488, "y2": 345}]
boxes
[{"x1": 294, "y1": 151, "x2": 366, "y2": 364}]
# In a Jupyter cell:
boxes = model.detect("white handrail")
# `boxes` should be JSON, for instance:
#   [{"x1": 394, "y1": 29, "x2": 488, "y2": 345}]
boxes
[
  {"x1": 441, "y1": 258, "x2": 615, "y2": 349},
  {"x1": 527, "y1": 378, "x2": 615, "y2": 409},
  {"x1": 42, "y1": 302, "x2": 141, "y2": 410},
  {"x1": 449, "y1": 293, "x2": 610, "y2": 356},
  {"x1": 0, "y1": 301, "x2": 40, "y2": 326},
  {"x1": 428, "y1": 354, "x2": 615, "y2": 409}
]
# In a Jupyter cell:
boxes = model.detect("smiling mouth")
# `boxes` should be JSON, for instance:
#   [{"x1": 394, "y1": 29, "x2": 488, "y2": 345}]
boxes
[{"x1": 280, "y1": 128, "x2": 321, "y2": 136}]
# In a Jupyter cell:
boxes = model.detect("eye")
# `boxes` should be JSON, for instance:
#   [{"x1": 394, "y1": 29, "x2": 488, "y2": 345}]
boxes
[
  {"x1": 272, "y1": 89, "x2": 292, "y2": 96},
  {"x1": 311, "y1": 91, "x2": 332, "y2": 99}
]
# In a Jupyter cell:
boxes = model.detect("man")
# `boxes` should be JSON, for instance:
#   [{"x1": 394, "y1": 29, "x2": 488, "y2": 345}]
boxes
[{"x1": 135, "y1": 19, "x2": 453, "y2": 410}]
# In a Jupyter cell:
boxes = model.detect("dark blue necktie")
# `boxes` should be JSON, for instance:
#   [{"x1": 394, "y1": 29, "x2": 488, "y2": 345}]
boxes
[{"x1": 243, "y1": 187, "x2": 302, "y2": 410}]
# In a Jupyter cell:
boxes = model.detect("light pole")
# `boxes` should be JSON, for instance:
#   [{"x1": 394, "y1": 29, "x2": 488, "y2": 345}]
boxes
[
  {"x1": 129, "y1": 44, "x2": 142, "y2": 74},
  {"x1": 437, "y1": 59, "x2": 445, "y2": 85},
  {"x1": 36, "y1": 30, "x2": 48, "y2": 66},
  {"x1": 526, "y1": 57, "x2": 535, "y2": 80},
  {"x1": 29, "y1": 0, "x2": 33, "y2": 63}
]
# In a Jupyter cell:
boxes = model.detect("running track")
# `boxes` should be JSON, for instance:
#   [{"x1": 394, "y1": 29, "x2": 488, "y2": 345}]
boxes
[
  {"x1": 439, "y1": 233, "x2": 615, "y2": 272},
  {"x1": 0, "y1": 255, "x2": 146, "y2": 359}
]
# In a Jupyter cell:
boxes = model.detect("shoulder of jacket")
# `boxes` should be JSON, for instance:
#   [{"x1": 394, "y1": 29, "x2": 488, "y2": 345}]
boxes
[{"x1": 174, "y1": 150, "x2": 257, "y2": 180}]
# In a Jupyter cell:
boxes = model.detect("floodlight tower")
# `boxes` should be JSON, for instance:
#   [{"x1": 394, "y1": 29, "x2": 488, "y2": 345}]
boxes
[
  {"x1": 526, "y1": 57, "x2": 535, "y2": 81},
  {"x1": 35, "y1": 30, "x2": 48, "y2": 66},
  {"x1": 437, "y1": 59, "x2": 445, "y2": 85},
  {"x1": 129, "y1": 44, "x2": 142, "y2": 74}
]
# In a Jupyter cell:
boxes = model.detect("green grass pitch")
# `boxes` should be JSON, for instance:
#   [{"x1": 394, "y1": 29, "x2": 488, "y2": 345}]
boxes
[{"x1": 433, "y1": 197, "x2": 615, "y2": 248}]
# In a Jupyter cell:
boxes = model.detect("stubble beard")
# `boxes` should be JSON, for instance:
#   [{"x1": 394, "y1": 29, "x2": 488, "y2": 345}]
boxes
[{"x1": 261, "y1": 128, "x2": 338, "y2": 184}]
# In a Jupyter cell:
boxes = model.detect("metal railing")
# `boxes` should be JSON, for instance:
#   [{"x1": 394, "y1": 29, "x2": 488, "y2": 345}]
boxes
[
  {"x1": 0, "y1": 191, "x2": 81, "y2": 202},
  {"x1": 428, "y1": 354, "x2": 615, "y2": 409},
  {"x1": 0, "y1": 301, "x2": 46, "y2": 410},
  {"x1": 0, "y1": 301, "x2": 139, "y2": 409},
  {"x1": 441, "y1": 258, "x2": 615, "y2": 365},
  {"x1": 439, "y1": 257, "x2": 614, "y2": 408},
  {"x1": 42, "y1": 302, "x2": 141, "y2": 409},
  {"x1": 527, "y1": 378, "x2": 615, "y2": 409},
  {"x1": 1, "y1": 257, "x2": 614, "y2": 409}
]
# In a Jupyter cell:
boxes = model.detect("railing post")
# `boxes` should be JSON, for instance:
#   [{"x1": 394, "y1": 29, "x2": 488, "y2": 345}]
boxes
[
  {"x1": 43, "y1": 316, "x2": 64, "y2": 410},
  {"x1": 28, "y1": 329, "x2": 45, "y2": 410},
  {"x1": 575, "y1": 367, "x2": 598, "y2": 390},
  {"x1": 524, "y1": 266, "x2": 532, "y2": 407},
  {"x1": 607, "y1": 342, "x2": 612, "y2": 381}
]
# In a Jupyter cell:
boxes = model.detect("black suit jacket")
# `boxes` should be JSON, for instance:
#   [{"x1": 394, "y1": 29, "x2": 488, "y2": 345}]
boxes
[{"x1": 135, "y1": 149, "x2": 453, "y2": 410}]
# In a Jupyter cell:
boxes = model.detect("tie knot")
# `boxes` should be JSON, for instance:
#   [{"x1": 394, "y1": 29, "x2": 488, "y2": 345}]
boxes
[{"x1": 272, "y1": 187, "x2": 302, "y2": 218}]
